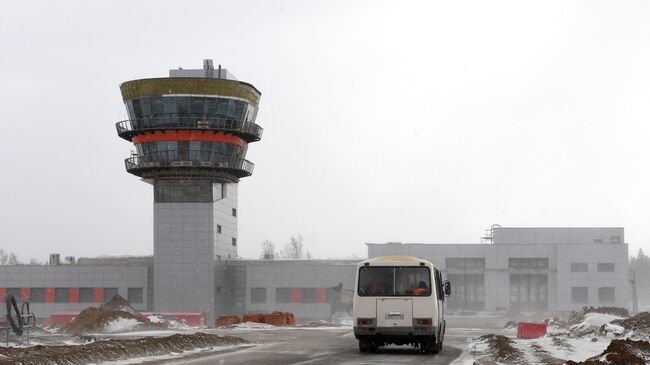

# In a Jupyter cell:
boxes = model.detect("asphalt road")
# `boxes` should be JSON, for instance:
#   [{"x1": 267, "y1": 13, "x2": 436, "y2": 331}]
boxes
[{"x1": 163, "y1": 327, "x2": 487, "y2": 365}]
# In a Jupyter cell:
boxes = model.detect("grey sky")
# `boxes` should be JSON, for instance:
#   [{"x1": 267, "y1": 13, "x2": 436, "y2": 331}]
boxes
[{"x1": 0, "y1": 0, "x2": 649, "y2": 261}]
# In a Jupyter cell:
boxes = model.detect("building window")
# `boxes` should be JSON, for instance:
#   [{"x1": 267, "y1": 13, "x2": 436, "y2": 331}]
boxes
[
  {"x1": 509, "y1": 258, "x2": 549, "y2": 269},
  {"x1": 128, "y1": 288, "x2": 143, "y2": 304},
  {"x1": 598, "y1": 263, "x2": 615, "y2": 272},
  {"x1": 217, "y1": 225, "x2": 222, "y2": 234},
  {"x1": 572, "y1": 287, "x2": 588, "y2": 303},
  {"x1": 30, "y1": 288, "x2": 45, "y2": 303},
  {"x1": 251, "y1": 288, "x2": 266, "y2": 304},
  {"x1": 276, "y1": 288, "x2": 292, "y2": 303},
  {"x1": 79, "y1": 288, "x2": 94, "y2": 303},
  {"x1": 599, "y1": 287, "x2": 615, "y2": 304},
  {"x1": 232, "y1": 208, "x2": 237, "y2": 217},
  {"x1": 104, "y1": 288, "x2": 118, "y2": 302},
  {"x1": 571, "y1": 263, "x2": 588, "y2": 272},
  {"x1": 232, "y1": 237, "x2": 237, "y2": 246},
  {"x1": 446, "y1": 258, "x2": 486, "y2": 270},
  {"x1": 593, "y1": 239, "x2": 604, "y2": 244},
  {"x1": 611, "y1": 236, "x2": 621, "y2": 243},
  {"x1": 55, "y1": 288, "x2": 69, "y2": 303},
  {"x1": 301, "y1": 288, "x2": 317, "y2": 303},
  {"x1": 6, "y1": 288, "x2": 20, "y2": 299}
]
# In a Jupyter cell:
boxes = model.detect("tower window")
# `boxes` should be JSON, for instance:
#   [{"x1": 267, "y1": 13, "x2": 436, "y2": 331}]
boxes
[
  {"x1": 232, "y1": 237, "x2": 237, "y2": 246},
  {"x1": 232, "y1": 208, "x2": 237, "y2": 217},
  {"x1": 217, "y1": 225, "x2": 222, "y2": 234}
]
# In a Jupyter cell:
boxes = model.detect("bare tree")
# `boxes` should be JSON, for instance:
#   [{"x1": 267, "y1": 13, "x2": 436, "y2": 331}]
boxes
[
  {"x1": 0, "y1": 249, "x2": 22, "y2": 265},
  {"x1": 278, "y1": 235, "x2": 312, "y2": 259},
  {"x1": 29, "y1": 258, "x2": 44, "y2": 265},
  {"x1": 260, "y1": 240, "x2": 276, "y2": 259}
]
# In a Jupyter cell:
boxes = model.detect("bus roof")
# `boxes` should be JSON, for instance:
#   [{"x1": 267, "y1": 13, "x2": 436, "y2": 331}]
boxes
[{"x1": 359, "y1": 256, "x2": 433, "y2": 266}]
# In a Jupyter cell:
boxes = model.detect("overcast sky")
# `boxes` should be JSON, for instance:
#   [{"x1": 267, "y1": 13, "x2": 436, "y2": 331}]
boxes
[{"x1": 1, "y1": 0, "x2": 649, "y2": 262}]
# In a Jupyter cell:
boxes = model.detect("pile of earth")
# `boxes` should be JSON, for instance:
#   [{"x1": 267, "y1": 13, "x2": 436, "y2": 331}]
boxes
[
  {"x1": 569, "y1": 307, "x2": 630, "y2": 325},
  {"x1": 0, "y1": 332, "x2": 247, "y2": 365},
  {"x1": 610, "y1": 312, "x2": 650, "y2": 339},
  {"x1": 566, "y1": 339, "x2": 650, "y2": 365},
  {"x1": 471, "y1": 334, "x2": 524, "y2": 364},
  {"x1": 100, "y1": 294, "x2": 137, "y2": 314},
  {"x1": 63, "y1": 294, "x2": 162, "y2": 334}
]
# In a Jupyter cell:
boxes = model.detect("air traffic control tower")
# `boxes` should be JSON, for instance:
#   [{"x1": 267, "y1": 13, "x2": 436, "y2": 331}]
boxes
[{"x1": 116, "y1": 60, "x2": 263, "y2": 322}]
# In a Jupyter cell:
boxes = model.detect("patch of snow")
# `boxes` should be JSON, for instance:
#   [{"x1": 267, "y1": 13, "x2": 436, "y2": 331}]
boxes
[
  {"x1": 571, "y1": 313, "x2": 624, "y2": 333},
  {"x1": 231, "y1": 322, "x2": 278, "y2": 330},
  {"x1": 603, "y1": 323, "x2": 625, "y2": 336},
  {"x1": 103, "y1": 318, "x2": 141, "y2": 333}
]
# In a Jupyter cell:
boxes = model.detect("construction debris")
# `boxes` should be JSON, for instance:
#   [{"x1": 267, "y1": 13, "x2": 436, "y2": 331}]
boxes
[
  {"x1": 0, "y1": 332, "x2": 247, "y2": 365},
  {"x1": 566, "y1": 339, "x2": 650, "y2": 365}
]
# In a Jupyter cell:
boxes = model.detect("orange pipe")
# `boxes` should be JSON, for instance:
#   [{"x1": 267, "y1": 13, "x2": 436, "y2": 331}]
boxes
[{"x1": 132, "y1": 130, "x2": 246, "y2": 147}]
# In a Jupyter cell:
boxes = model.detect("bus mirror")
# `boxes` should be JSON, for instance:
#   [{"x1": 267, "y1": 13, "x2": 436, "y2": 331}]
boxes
[{"x1": 443, "y1": 280, "x2": 451, "y2": 297}]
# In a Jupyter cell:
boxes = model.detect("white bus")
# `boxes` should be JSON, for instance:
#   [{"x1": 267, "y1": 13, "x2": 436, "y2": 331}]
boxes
[{"x1": 353, "y1": 256, "x2": 450, "y2": 353}]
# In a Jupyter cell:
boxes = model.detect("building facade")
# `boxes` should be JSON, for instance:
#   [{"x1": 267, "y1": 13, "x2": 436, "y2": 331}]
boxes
[{"x1": 368, "y1": 227, "x2": 630, "y2": 312}]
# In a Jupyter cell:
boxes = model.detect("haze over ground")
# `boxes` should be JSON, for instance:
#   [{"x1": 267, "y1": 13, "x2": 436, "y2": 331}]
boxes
[{"x1": 0, "y1": 0, "x2": 649, "y2": 261}]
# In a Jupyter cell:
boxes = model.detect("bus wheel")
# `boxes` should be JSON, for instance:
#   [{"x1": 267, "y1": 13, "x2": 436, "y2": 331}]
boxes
[
  {"x1": 430, "y1": 338, "x2": 441, "y2": 354},
  {"x1": 359, "y1": 340, "x2": 370, "y2": 353}
]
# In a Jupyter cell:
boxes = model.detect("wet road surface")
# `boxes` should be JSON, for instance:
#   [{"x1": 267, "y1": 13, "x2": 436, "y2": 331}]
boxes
[{"x1": 163, "y1": 327, "x2": 488, "y2": 365}]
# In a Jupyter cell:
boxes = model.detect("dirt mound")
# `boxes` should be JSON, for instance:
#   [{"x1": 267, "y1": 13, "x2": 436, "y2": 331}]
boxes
[
  {"x1": 566, "y1": 339, "x2": 650, "y2": 365},
  {"x1": 100, "y1": 294, "x2": 136, "y2": 314},
  {"x1": 569, "y1": 307, "x2": 629, "y2": 325},
  {"x1": 0, "y1": 332, "x2": 247, "y2": 365},
  {"x1": 63, "y1": 307, "x2": 150, "y2": 334},
  {"x1": 611, "y1": 312, "x2": 650, "y2": 337},
  {"x1": 473, "y1": 334, "x2": 523, "y2": 364}
]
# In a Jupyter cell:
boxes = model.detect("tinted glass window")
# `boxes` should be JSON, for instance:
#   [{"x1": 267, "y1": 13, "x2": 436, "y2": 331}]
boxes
[
  {"x1": 571, "y1": 263, "x2": 588, "y2": 272},
  {"x1": 251, "y1": 288, "x2": 266, "y2": 304},
  {"x1": 599, "y1": 287, "x2": 615, "y2": 303},
  {"x1": 301, "y1": 288, "x2": 317, "y2": 303},
  {"x1": 128, "y1": 288, "x2": 143, "y2": 304},
  {"x1": 55, "y1": 288, "x2": 69, "y2": 303},
  {"x1": 104, "y1": 288, "x2": 118, "y2": 302},
  {"x1": 276, "y1": 288, "x2": 292, "y2": 303},
  {"x1": 509, "y1": 258, "x2": 549, "y2": 269},
  {"x1": 598, "y1": 263, "x2": 615, "y2": 272},
  {"x1": 572, "y1": 287, "x2": 588, "y2": 303},
  {"x1": 79, "y1": 288, "x2": 93, "y2": 303},
  {"x1": 30, "y1": 288, "x2": 44, "y2": 303},
  {"x1": 358, "y1": 266, "x2": 431, "y2": 297}
]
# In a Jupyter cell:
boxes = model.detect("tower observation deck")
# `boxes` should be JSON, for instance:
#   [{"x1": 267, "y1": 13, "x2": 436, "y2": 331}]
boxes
[
  {"x1": 115, "y1": 60, "x2": 263, "y2": 323},
  {"x1": 117, "y1": 59, "x2": 263, "y2": 182}
]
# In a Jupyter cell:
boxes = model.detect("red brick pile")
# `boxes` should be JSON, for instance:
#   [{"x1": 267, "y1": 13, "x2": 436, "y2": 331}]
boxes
[{"x1": 216, "y1": 311, "x2": 295, "y2": 327}]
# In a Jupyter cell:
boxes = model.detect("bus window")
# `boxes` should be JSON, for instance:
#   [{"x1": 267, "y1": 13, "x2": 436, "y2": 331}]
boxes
[{"x1": 358, "y1": 266, "x2": 431, "y2": 296}]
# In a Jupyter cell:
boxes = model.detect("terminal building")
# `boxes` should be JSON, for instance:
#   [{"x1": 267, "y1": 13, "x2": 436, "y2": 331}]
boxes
[{"x1": 0, "y1": 61, "x2": 633, "y2": 324}]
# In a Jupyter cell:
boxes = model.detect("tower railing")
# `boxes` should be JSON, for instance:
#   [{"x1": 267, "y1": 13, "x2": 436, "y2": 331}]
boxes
[
  {"x1": 116, "y1": 114, "x2": 263, "y2": 142},
  {"x1": 124, "y1": 150, "x2": 255, "y2": 176}
]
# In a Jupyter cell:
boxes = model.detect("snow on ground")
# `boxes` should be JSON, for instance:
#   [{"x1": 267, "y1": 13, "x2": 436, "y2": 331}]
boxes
[
  {"x1": 455, "y1": 314, "x2": 629, "y2": 365},
  {"x1": 103, "y1": 318, "x2": 142, "y2": 333},
  {"x1": 570, "y1": 313, "x2": 624, "y2": 334},
  {"x1": 146, "y1": 315, "x2": 190, "y2": 329}
]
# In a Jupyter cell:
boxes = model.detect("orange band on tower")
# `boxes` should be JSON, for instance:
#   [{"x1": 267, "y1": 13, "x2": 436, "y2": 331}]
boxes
[{"x1": 132, "y1": 130, "x2": 246, "y2": 147}]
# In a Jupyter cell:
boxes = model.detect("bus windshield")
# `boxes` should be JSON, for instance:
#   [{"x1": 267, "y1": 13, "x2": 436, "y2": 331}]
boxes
[{"x1": 358, "y1": 266, "x2": 431, "y2": 297}]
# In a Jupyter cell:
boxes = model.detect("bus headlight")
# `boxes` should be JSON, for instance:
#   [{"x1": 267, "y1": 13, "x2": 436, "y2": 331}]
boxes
[{"x1": 414, "y1": 318, "x2": 432, "y2": 325}]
